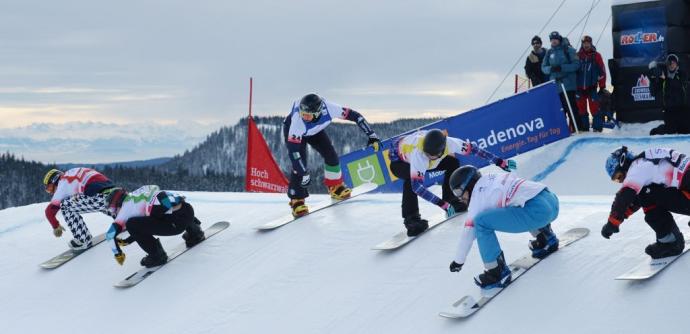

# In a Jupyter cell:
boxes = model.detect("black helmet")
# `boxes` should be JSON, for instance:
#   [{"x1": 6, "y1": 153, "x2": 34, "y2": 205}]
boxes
[
  {"x1": 105, "y1": 187, "x2": 127, "y2": 212},
  {"x1": 548, "y1": 31, "x2": 562, "y2": 42},
  {"x1": 299, "y1": 93, "x2": 323, "y2": 120},
  {"x1": 449, "y1": 166, "x2": 481, "y2": 198},
  {"x1": 423, "y1": 129, "x2": 447, "y2": 158}
]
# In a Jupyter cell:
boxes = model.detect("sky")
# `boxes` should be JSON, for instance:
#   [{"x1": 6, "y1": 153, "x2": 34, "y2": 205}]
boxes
[{"x1": 0, "y1": 0, "x2": 614, "y2": 162}]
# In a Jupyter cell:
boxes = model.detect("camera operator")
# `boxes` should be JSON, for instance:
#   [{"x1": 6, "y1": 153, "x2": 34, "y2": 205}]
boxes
[{"x1": 649, "y1": 54, "x2": 690, "y2": 135}]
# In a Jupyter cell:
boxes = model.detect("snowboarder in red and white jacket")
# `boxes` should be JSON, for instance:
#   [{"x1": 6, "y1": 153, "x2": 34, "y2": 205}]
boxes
[
  {"x1": 602, "y1": 147, "x2": 690, "y2": 258},
  {"x1": 43, "y1": 168, "x2": 117, "y2": 250}
]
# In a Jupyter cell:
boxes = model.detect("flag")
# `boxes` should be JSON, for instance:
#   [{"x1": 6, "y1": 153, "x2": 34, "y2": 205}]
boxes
[{"x1": 245, "y1": 116, "x2": 289, "y2": 193}]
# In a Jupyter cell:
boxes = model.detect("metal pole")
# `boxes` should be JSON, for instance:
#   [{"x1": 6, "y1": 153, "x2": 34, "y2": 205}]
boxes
[{"x1": 561, "y1": 83, "x2": 580, "y2": 134}]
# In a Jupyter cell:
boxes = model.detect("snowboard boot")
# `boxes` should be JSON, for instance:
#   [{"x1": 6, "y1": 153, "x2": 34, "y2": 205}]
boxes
[
  {"x1": 404, "y1": 214, "x2": 429, "y2": 237},
  {"x1": 327, "y1": 182, "x2": 352, "y2": 200},
  {"x1": 68, "y1": 238, "x2": 93, "y2": 251},
  {"x1": 474, "y1": 252, "x2": 512, "y2": 289},
  {"x1": 290, "y1": 198, "x2": 309, "y2": 218},
  {"x1": 182, "y1": 220, "x2": 206, "y2": 248},
  {"x1": 645, "y1": 230, "x2": 685, "y2": 259},
  {"x1": 529, "y1": 224, "x2": 559, "y2": 259},
  {"x1": 140, "y1": 239, "x2": 168, "y2": 268}
]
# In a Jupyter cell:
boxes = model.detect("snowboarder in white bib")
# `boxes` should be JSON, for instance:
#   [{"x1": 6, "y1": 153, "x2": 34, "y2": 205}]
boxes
[
  {"x1": 42, "y1": 168, "x2": 117, "y2": 250},
  {"x1": 388, "y1": 129, "x2": 517, "y2": 237},
  {"x1": 104, "y1": 186, "x2": 205, "y2": 267},
  {"x1": 447, "y1": 166, "x2": 560, "y2": 290},
  {"x1": 601, "y1": 146, "x2": 690, "y2": 259},
  {"x1": 284, "y1": 93, "x2": 381, "y2": 217}
]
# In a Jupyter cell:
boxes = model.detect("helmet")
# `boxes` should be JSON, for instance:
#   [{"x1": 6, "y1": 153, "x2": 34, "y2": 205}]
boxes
[
  {"x1": 299, "y1": 93, "x2": 323, "y2": 120},
  {"x1": 43, "y1": 169, "x2": 63, "y2": 186},
  {"x1": 548, "y1": 31, "x2": 562, "y2": 42},
  {"x1": 422, "y1": 129, "x2": 447, "y2": 158},
  {"x1": 581, "y1": 35, "x2": 593, "y2": 44},
  {"x1": 105, "y1": 188, "x2": 127, "y2": 212},
  {"x1": 449, "y1": 166, "x2": 482, "y2": 198},
  {"x1": 605, "y1": 146, "x2": 635, "y2": 180}
]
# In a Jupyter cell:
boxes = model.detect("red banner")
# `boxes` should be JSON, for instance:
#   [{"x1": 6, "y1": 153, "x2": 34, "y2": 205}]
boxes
[{"x1": 244, "y1": 116, "x2": 289, "y2": 193}]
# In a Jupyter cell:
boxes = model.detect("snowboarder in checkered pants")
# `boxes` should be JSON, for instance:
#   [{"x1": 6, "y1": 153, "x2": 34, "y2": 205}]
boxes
[{"x1": 43, "y1": 168, "x2": 118, "y2": 250}]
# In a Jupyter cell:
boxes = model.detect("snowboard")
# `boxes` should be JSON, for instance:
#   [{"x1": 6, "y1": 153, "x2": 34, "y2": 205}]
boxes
[
  {"x1": 114, "y1": 221, "x2": 230, "y2": 288},
  {"x1": 371, "y1": 213, "x2": 463, "y2": 250},
  {"x1": 438, "y1": 227, "x2": 590, "y2": 319},
  {"x1": 255, "y1": 183, "x2": 378, "y2": 231},
  {"x1": 40, "y1": 233, "x2": 106, "y2": 269},
  {"x1": 615, "y1": 238, "x2": 690, "y2": 280}
]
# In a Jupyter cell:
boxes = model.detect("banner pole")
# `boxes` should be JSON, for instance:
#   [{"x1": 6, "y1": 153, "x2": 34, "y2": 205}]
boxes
[{"x1": 561, "y1": 83, "x2": 580, "y2": 134}]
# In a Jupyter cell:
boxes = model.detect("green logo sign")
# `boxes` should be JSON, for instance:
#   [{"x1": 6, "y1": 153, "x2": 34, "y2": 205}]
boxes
[{"x1": 346, "y1": 155, "x2": 385, "y2": 187}]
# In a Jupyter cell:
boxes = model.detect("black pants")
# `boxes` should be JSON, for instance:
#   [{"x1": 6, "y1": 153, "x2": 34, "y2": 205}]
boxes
[
  {"x1": 638, "y1": 185, "x2": 690, "y2": 239},
  {"x1": 662, "y1": 107, "x2": 690, "y2": 134},
  {"x1": 389, "y1": 156, "x2": 460, "y2": 218},
  {"x1": 559, "y1": 90, "x2": 580, "y2": 133},
  {"x1": 283, "y1": 118, "x2": 340, "y2": 199},
  {"x1": 126, "y1": 202, "x2": 202, "y2": 255}
]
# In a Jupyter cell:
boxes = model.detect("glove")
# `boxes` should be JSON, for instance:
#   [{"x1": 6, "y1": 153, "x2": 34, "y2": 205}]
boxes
[
  {"x1": 495, "y1": 158, "x2": 517, "y2": 172},
  {"x1": 449, "y1": 261, "x2": 463, "y2": 272},
  {"x1": 445, "y1": 204, "x2": 457, "y2": 218},
  {"x1": 367, "y1": 137, "x2": 381, "y2": 152},
  {"x1": 552, "y1": 65, "x2": 562, "y2": 73},
  {"x1": 114, "y1": 251, "x2": 126, "y2": 265},
  {"x1": 116, "y1": 236, "x2": 135, "y2": 247},
  {"x1": 105, "y1": 223, "x2": 122, "y2": 241},
  {"x1": 601, "y1": 222, "x2": 620, "y2": 239},
  {"x1": 53, "y1": 225, "x2": 65, "y2": 238},
  {"x1": 300, "y1": 174, "x2": 311, "y2": 188}
]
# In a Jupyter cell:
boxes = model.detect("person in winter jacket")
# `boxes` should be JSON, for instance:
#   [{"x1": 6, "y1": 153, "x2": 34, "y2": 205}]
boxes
[
  {"x1": 576, "y1": 35, "x2": 607, "y2": 132},
  {"x1": 542, "y1": 31, "x2": 580, "y2": 132},
  {"x1": 524, "y1": 35, "x2": 549, "y2": 87},
  {"x1": 284, "y1": 93, "x2": 381, "y2": 217},
  {"x1": 42, "y1": 168, "x2": 117, "y2": 250},
  {"x1": 104, "y1": 186, "x2": 206, "y2": 267},
  {"x1": 649, "y1": 54, "x2": 690, "y2": 134},
  {"x1": 601, "y1": 147, "x2": 690, "y2": 259}
]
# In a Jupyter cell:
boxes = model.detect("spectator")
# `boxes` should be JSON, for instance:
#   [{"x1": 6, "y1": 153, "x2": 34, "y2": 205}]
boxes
[
  {"x1": 542, "y1": 31, "x2": 580, "y2": 132},
  {"x1": 576, "y1": 35, "x2": 607, "y2": 132},
  {"x1": 649, "y1": 54, "x2": 690, "y2": 135},
  {"x1": 524, "y1": 36, "x2": 548, "y2": 87},
  {"x1": 598, "y1": 88, "x2": 618, "y2": 129}
]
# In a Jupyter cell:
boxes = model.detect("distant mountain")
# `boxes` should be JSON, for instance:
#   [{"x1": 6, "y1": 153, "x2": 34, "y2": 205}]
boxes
[{"x1": 0, "y1": 121, "x2": 216, "y2": 164}]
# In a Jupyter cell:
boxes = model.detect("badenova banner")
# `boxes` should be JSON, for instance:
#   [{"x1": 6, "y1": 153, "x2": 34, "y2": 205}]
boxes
[{"x1": 339, "y1": 81, "x2": 570, "y2": 192}]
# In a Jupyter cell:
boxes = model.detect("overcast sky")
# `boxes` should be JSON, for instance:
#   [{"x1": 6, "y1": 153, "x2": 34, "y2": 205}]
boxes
[{"x1": 0, "y1": 0, "x2": 613, "y2": 129}]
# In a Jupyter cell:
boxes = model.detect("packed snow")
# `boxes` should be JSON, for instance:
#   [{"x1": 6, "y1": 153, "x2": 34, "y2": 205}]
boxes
[{"x1": 2, "y1": 124, "x2": 690, "y2": 333}]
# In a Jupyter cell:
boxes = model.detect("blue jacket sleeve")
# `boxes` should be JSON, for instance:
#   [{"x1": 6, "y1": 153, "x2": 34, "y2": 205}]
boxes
[
  {"x1": 411, "y1": 179, "x2": 446, "y2": 208},
  {"x1": 344, "y1": 109, "x2": 378, "y2": 138}
]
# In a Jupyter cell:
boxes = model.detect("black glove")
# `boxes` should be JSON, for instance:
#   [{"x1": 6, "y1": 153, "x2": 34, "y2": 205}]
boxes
[
  {"x1": 449, "y1": 261, "x2": 463, "y2": 272},
  {"x1": 552, "y1": 65, "x2": 562, "y2": 73},
  {"x1": 116, "y1": 235, "x2": 135, "y2": 247},
  {"x1": 601, "y1": 222, "x2": 620, "y2": 239},
  {"x1": 367, "y1": 137, "x2": 381, "y2": 152}
]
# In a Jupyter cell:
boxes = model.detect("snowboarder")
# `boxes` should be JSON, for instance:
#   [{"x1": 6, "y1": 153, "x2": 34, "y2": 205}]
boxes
[
  {"x1": 388, "y1": 129, "x2": 517, "y2": 237},
  {"x1": 42, "y1": 168, "x2": 117, "y2": 250},
  {"x1": 284, "y1": 93, "x2": 381, "y2": 217},
  {"x1": 104, "y1": 185, "x2": 206, "y2": 267},
  {"x1": 447, "y1": 166, "x2": 560, "y2": 290},
  {"x1": 601, "y1": 146, "x2": 690, "y2": 258}
]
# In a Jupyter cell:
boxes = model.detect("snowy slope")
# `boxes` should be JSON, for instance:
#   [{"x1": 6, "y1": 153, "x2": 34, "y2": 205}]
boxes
[{"x1": 2, "y1": 132, "x2": 690, "y2": 333}]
